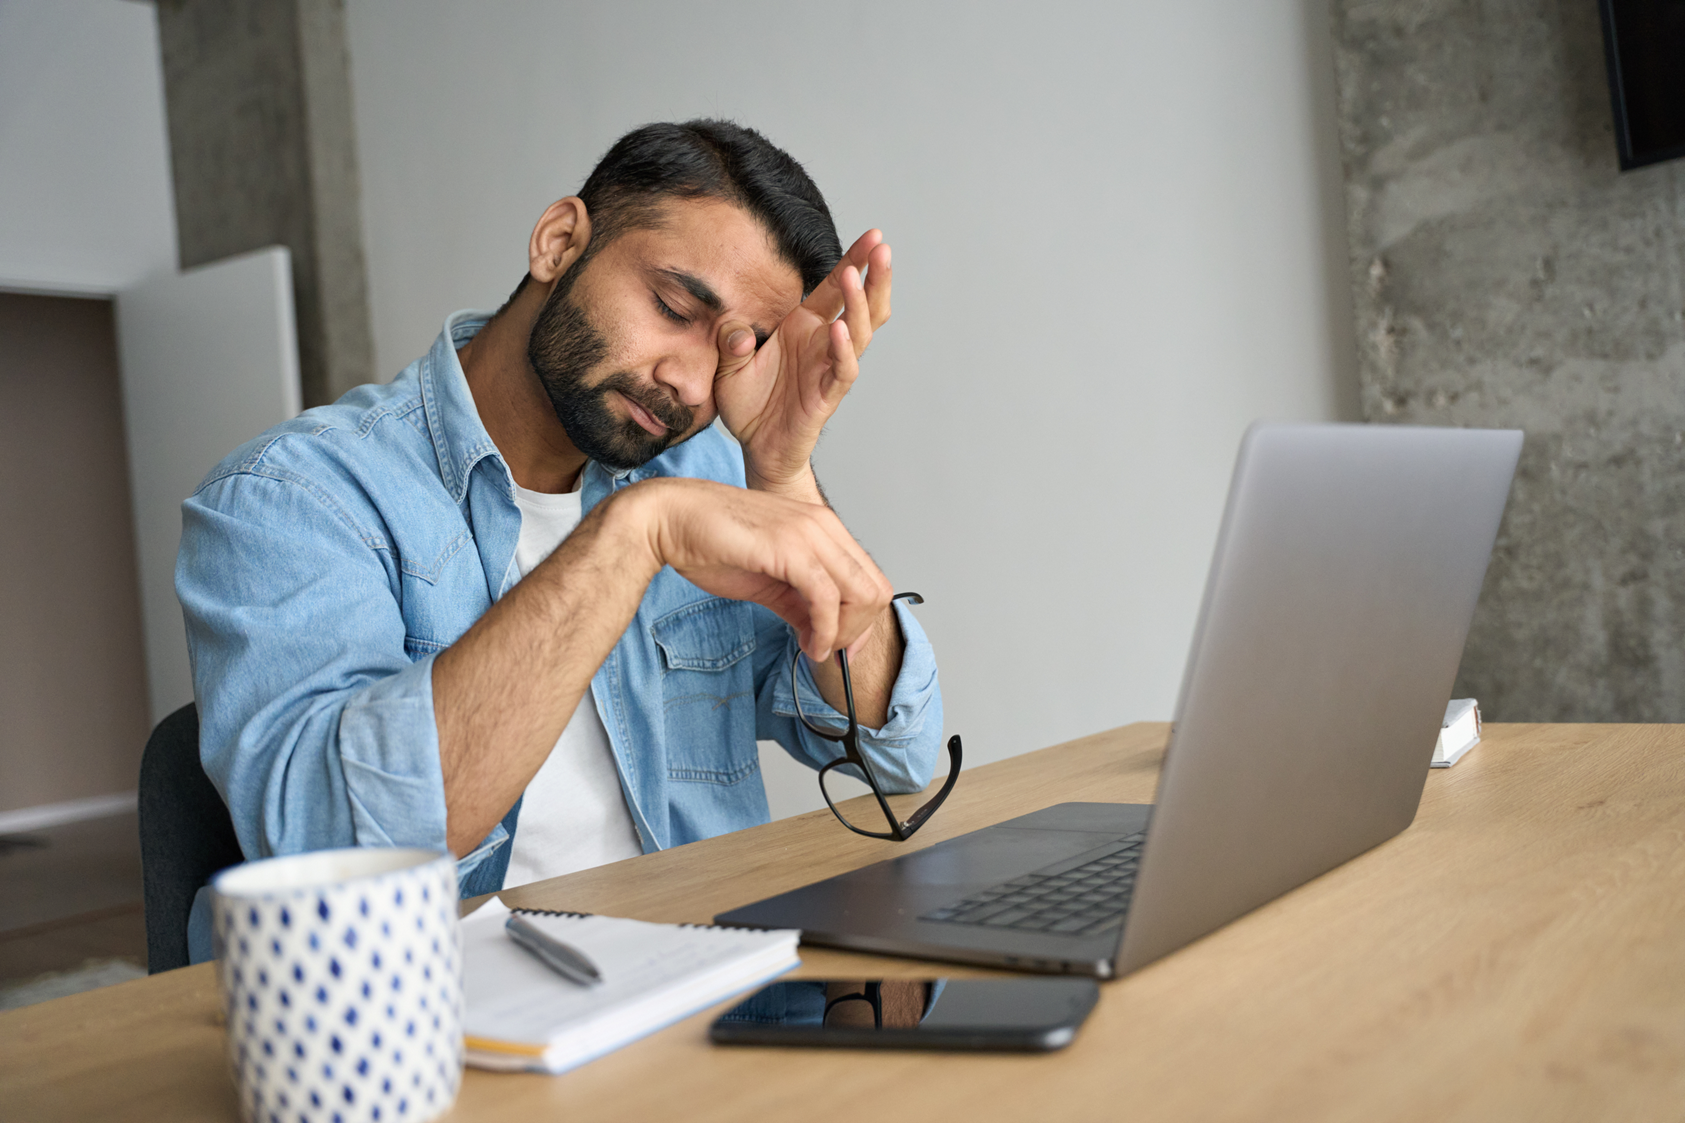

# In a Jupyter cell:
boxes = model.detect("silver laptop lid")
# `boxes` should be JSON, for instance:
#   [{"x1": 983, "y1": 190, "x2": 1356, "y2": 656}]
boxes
[{"x1": 1116, "y1": 423, "x2": 1522, "y2": 974}]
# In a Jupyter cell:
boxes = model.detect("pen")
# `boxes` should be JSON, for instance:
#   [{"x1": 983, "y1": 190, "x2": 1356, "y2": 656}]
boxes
[{"x1": 505, "y1": 914, "x2": 603, "y2": 986}]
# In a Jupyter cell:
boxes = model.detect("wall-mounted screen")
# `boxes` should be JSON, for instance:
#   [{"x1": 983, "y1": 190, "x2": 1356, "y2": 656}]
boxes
[{"x1": 1599, "y1": 0, "x2": 1685, "y2": 169}]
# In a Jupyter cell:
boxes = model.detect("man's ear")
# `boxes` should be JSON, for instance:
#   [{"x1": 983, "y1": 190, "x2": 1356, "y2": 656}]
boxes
[{"x1": 528, "y1": 197, "x2": 592, "y2": 284}]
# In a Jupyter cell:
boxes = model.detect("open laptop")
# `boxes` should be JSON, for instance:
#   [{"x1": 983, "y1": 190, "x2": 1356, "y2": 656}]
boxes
[{"x1": 716, "y1": 423, "x2": 1523, "y2": 978}]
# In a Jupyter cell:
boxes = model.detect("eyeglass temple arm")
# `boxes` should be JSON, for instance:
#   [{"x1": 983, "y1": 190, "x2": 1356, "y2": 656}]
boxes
[
  {"x1": 835, "y1": 646, "x2": 930, "y2": 842},
  {"x1": 833, "y1": 591, "x2": 920, "y2": 771},
  {"x1": 834, "y1": 647, "x2": 901, "y2": 826},
  {"x1": 831, "y1": 592, "x2": 920, "y2": 729},
  {"x1": 900, "y1": 735, "x2": 963, "y2": 834},
  {"x1": 839, "y1": 592, "x2": 942, "y2": 842}
]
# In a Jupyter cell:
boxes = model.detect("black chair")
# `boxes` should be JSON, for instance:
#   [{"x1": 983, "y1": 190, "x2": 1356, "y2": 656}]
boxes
[{"x1": 138, "y1": 703, "x2": 245, "y2": 973}]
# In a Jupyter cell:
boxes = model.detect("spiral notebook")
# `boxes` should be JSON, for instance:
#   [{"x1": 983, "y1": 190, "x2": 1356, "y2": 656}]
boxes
[{"x1": 460, "y1": 896, "x2": 800, "y2": 1073}]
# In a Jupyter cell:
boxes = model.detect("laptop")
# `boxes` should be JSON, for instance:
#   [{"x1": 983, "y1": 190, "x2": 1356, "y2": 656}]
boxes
[{"x1": 716, "y1": 423, "x2": 1523, "y2": 977}]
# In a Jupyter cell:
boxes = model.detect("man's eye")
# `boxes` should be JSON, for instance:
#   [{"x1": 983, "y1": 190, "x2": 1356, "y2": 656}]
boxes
[{"x1": 653, "y1": 293, "x2": 689, "y2": 325}]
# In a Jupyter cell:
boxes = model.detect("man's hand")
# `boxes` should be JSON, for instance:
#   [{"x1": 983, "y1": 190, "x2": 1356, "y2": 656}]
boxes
[
  {"x1": 627, "y1": 477, "x2": 892, "y2": 662},
  {"x1": 712, "y1": 230, "x2": 893, "y2": 496}
]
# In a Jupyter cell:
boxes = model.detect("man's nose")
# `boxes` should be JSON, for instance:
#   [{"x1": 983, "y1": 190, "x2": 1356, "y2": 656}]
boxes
[{"x1": 652, "y1": 345, "x2": 717, "y2": 409}]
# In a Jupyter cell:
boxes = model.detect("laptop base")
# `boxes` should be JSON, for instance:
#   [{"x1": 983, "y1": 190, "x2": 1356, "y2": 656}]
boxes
[{"x1": 714, "y1": 803, "x2": 1153, "y2": 978}]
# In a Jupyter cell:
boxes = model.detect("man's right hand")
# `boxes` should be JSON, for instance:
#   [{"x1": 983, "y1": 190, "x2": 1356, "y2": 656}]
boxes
[
  {"x1": 433, "y1": 476, "x2": 891, "y2": 855},
  {"x1": 619, "y1": 477, "x2": 892, "y2": 663}
]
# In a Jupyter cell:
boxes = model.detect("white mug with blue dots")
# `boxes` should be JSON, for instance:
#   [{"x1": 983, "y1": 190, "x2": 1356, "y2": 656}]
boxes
[{"x1": 212, "y1": 848, "x2": 463, "y2": 1123}]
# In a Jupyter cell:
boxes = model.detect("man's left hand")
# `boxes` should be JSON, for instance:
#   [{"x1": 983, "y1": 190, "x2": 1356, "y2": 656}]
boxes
[{"x1": 713, "y1": 229, "x2": 892, "y2": 496}]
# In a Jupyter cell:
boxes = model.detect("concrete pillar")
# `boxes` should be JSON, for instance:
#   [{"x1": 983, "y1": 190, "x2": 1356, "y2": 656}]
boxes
[
  {"x1": 154, "y1": 0, "x2": 373, "y2": 408},
  {"x1": 1330, "y1": 1, "x2": 1685, "y2": 720}
]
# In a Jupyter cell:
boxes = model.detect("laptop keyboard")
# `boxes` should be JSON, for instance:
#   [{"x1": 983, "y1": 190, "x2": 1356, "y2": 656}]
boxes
[{"x1": 920, "y1": 832, "x2": 1147, "y2": 937}]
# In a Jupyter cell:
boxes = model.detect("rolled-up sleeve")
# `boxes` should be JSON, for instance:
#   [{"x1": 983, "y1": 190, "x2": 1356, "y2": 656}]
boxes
[
  {"x1": 177, "y1": 467, "x2": 450, "y2": 863},
  {"x1": 754, "y1": 598, "x2": 943, "y2": 793}
]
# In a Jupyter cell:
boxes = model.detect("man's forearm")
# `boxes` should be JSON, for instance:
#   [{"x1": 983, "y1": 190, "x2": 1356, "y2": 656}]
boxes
[
  {"x1": 432, "y1": 488, "x2": 660, "y2": 856},
  {"x1": 806, "y1": 605, "x2": 906, "y2": 729}
]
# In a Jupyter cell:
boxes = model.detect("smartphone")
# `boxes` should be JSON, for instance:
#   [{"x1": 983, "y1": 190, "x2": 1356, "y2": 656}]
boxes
[{"x1": 709, "y1": 977, "x2": 1100, "y2": 1051}]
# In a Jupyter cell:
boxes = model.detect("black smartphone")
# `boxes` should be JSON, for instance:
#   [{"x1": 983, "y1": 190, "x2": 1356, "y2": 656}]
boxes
[{"x1": 708, "y1": 977, "x2": 1100, "y2": 1052}]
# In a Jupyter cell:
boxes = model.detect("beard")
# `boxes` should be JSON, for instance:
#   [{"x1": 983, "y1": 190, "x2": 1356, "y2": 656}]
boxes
[{"x1": 526, "y1": 262, "x2": 695, "y2": 471}]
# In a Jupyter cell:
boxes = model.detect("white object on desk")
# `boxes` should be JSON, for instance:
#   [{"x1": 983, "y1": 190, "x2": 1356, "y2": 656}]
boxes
[
  {"x1": 211, "y1": 847, "x2": 462, "y2": 1123},
  {"x1": 461, "y1": 897, "x2": 799, "y2": 1074},
  {"x1": 1432, "y1": 698, "x2": 1482, "y2": 768}
]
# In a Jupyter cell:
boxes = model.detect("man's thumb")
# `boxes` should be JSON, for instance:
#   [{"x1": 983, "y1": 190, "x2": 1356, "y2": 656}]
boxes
[{"x1": 716, "y1": 322, "x2": 756, "y2": 374}]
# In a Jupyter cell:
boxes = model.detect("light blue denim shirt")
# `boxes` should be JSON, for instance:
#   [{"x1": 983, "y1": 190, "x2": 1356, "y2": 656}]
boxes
[{"x1": 177, "y1": 310, "x2": 942, "y2": 960}]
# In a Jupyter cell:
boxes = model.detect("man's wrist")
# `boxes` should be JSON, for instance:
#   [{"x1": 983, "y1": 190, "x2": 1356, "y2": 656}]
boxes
[
  {"x1": 598, "y1": 479, "x2": 671, "y2": 583},
  {"x1": 745, "y1": 458, "x2": 825, "y2": 506}
]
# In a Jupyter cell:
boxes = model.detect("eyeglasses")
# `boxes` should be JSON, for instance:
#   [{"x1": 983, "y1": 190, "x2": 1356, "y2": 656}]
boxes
[{"x1": 791, "y1": 592, "x2": 962, "y2": 841}]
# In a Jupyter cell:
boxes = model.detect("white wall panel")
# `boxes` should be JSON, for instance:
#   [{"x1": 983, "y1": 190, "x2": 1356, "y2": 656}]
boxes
[{"x1": 116, "y1": 247, "x2": 302, "y2": 724}]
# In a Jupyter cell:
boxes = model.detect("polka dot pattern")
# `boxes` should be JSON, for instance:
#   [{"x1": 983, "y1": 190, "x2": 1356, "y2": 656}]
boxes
[{"x1": 213, "y1": 850, "x2": 463, "y2": 1123}]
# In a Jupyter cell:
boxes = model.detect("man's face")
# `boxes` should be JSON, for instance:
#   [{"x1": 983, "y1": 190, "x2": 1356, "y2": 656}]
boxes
[{"x1": 527, "y1": 197, "x2": 804, "y2": 470}]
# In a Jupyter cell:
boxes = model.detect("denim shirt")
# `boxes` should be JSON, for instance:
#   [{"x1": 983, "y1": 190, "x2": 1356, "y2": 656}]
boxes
[{"x1": 176, "y1": 310, "x2": 942, "y2": 959}]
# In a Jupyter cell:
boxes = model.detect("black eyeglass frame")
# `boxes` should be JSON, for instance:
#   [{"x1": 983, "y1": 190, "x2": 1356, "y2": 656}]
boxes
[{"x1": 792, "y1": 592, "x2": 963, "y2": 841}]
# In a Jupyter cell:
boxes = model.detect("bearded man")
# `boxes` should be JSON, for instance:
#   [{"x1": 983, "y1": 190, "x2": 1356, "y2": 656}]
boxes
[{"x1": 175, "y1": 120, "x2": 943, "y2": 961}]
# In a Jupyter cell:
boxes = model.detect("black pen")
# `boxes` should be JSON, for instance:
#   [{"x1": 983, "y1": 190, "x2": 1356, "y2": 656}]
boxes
[{"x1": 505, "y1": 914, "x2": 603, "y2": 986}]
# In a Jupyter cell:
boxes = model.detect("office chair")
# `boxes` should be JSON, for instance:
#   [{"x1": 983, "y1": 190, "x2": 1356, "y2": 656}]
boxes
[{"x1": 137, "y1": 703, "x2": 244, "y2": 973}]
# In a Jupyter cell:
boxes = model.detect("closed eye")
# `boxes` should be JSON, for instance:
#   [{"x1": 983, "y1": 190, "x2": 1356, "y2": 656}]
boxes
[{"x1": 653, "y1": 292, "x2": 689, "y2": 326}]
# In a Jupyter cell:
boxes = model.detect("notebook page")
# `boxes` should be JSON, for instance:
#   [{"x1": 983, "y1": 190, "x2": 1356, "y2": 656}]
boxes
[{"x1": 462, "y1": 897, "x2": 798, "y2": 1049}]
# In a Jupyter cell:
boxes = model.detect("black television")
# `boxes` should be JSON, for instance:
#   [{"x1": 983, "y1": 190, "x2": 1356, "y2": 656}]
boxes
[{"x1": 1599, "y1": 0, "x2": 1685, "y2": 169}]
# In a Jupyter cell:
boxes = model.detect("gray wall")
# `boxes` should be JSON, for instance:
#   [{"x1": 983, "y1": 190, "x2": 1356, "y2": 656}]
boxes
[
  {"x1": 1332, "y1": 0, "x2": 1685, "y2": 721},
  {"x1": 344, "y1": 0, "x2": 1360, "y2": 777}
]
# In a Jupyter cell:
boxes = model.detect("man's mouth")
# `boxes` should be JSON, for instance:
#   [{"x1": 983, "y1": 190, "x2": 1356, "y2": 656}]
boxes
[{"x1": 618, "y1": 390, "x2": 671, "y2": 436}]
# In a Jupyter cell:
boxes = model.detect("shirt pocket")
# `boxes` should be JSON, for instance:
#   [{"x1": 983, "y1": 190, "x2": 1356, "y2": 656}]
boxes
[{"x1": 650, "y1": 597, "x2": 760, "y2": 785}]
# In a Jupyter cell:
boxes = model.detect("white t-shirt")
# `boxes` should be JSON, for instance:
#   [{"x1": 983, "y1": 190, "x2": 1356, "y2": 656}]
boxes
[{"x1": 500, "y1": 477, "x2": 644, "y2": 890}]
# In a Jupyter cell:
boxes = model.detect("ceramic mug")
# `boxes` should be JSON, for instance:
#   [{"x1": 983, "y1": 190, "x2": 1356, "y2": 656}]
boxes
[{"x1": 212, "y1": 847, "x2": 463, "y2": 1123}]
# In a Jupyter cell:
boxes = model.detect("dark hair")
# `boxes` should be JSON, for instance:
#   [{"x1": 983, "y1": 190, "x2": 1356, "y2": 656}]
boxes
[{"x1": 511, "y1": 120, "x2": 841, "y2": 305}]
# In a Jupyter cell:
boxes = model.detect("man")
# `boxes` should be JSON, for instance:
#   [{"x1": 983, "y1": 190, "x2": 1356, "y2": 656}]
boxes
[{"x1": 176, "y1": 120, "x2": 943, "y2": 960}]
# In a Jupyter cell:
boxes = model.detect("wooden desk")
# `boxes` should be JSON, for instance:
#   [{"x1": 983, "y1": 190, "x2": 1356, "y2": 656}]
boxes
[{"x1": 5, "y1": 723, "x2": 1684, "y2": 1121}]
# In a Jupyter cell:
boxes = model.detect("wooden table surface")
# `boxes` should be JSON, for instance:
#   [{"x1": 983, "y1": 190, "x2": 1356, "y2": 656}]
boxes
[{"x1": 5, "y1": 722, "x2": 1684, "y2": 1122}]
